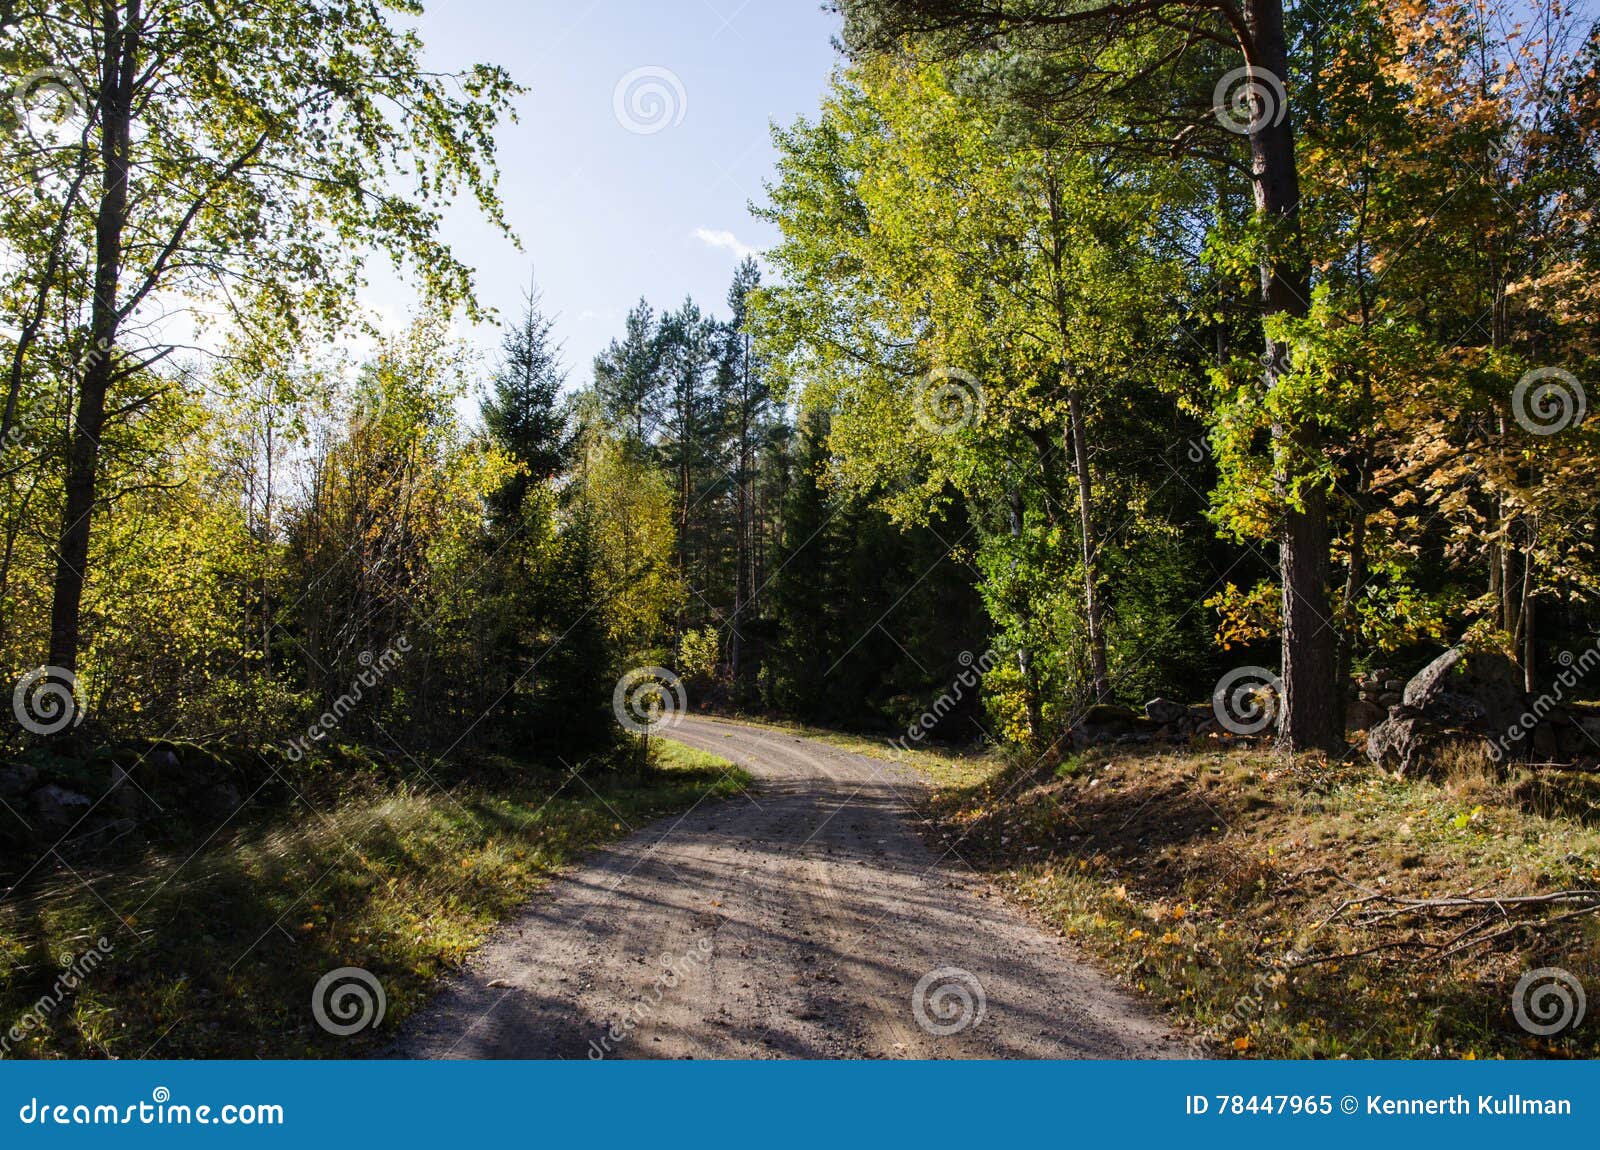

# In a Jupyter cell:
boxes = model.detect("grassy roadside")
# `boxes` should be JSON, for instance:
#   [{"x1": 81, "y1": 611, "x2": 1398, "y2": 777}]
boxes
[
  {"x1": 0, "y1": 741, "x2": 747, "y2": 1059},
  {"x1": 712, "y1": 712, "x2": 1600, "y2": 1058}
]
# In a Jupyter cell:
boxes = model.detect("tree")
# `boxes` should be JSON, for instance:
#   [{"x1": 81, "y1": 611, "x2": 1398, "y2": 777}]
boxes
[
  {"x1": 717, "y1": 258, "x2": 772, "y2": 698},
  {"x1": 593, "y1": 299, "x2": 664, "y2": 448},
  {"x1": 1, "y1": 0, "x2": 517, "y2": 677},
  {"x1": 483, "y1": 280, "x2": 568, "y2": 521},
  {"x1": 839, "y1": 0, "x2": 1344, "y2": 750}
]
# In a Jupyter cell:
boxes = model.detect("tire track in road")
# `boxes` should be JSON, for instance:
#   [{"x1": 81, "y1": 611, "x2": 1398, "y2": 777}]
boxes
[{"x1": 395, "y1": 716, "x2": 1188, "y2": 1059}]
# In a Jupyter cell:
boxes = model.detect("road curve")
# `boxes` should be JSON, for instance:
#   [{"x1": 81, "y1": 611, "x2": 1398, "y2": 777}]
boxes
[{"x1": 395, "y1": 716, "x2": 1188, "y2": 1059}]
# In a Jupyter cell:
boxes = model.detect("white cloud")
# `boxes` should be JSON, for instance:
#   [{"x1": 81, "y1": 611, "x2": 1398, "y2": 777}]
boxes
[{"x1": 692, "y1": 227, "x2": 759, "y2": 261}]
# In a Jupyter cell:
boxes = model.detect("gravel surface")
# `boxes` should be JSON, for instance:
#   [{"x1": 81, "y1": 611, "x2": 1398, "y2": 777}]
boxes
[{"x1": 396, "y1": 716, "x2": 1189, "y2": 1059}]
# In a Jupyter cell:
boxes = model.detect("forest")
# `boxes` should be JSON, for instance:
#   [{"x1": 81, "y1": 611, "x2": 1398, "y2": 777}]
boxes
[{"x1": 0, "y1": 0, "x2": 1598, "y2": 1060}]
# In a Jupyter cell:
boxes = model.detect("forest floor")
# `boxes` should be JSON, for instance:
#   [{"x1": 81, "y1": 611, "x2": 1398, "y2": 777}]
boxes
[
  {"x1": 0, "y1": 742, "x2": 747, "y2": 1059},
  {"x1": 723, "y1": 713, "x2": 1600, "y2": 1058}
]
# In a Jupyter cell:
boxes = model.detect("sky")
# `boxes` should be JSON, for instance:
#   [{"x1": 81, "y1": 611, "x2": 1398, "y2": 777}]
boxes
[{"x1": 363, "y1": 0, "x2": 844, "y2": 386}]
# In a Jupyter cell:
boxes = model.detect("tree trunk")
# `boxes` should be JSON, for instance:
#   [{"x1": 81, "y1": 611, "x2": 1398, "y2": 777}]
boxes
[
  {"x1": 47, "y1": 0, "x2": 139, "y2": 674},
  {"x1": 1008, "y1": 488, "x2": 1044, "y2": 745},
  {"x1": 1247, "y1": 0, "x2": 1341, "y2": 753},
  {"x1": 730, "y1": 335, "x2": 752, "y2": 697},
  {"x1": 1066, "y1": 387, "x2": 1110, "y2": 700}
]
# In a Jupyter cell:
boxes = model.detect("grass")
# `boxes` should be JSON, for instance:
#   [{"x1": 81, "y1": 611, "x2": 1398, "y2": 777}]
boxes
[
  {"x1": 711, "y1": 711, "x2": 1600, "y2": 1059},
  {"x1": 0, "y1": 740, "x2": 748, "y2": 1059}
]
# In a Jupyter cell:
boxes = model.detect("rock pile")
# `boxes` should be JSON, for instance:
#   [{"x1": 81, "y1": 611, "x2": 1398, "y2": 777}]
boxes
[
  {"x1": 1365, "y1": 647, "x2": 1600, "y2": 777},
  {"x1": 1069, "y1": 699, "x2": 1226, "y2": 748}
]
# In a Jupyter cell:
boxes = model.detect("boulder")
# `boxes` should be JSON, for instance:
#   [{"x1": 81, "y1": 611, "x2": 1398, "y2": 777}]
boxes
[
  {"x1": 1345, "y1": 699, "x2": 1385, "y2": 732},
  {"x1": 199, "y1": 783, "x2": 243, "y2": 820},
  {"x1": 1144, "y1": 698, "x2": 1188, "y2": 725},
  {"x1": 1081, "y1": 703, "x2": 1138, "y2": 726},
  {"x1": 1367, "y1": 715, "x2": 1431, "y2": 776},
  {"x1": 0, "y1": 761, "x2": 39, "y2": 799},
  {"x1": 1366, "y1": 717, "x2": 1490, "y2": 779},
  {"x1": 1401, "y1": 647, "x2": 1528, "y2": 748},
  {"x1": 29, "y1": 783, "x2": 92, "y2": 836},
  {"x1": 105, "y1": 762, "x2": 154, "y2": 820},
  {"x1": 1532, "y1": 722, "x2": 1561, "y2": 761},
  {"x1": 1401, "y1": 647, "x2": 1464, "y2": 709},
  {"x1": 1560, "y1": 723, "x2": 1598, "y2": 761}
]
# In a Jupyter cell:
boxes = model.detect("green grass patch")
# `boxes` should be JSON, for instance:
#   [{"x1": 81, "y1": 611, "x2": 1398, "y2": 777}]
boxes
[{"x1": 0, "y1": 745, "x2": 748, "y2": 1059}]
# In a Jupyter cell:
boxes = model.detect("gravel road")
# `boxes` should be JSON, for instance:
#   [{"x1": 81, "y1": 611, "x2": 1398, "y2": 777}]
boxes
[{"x1": 396, "y1": 716, "x2": 1188, "y2": 1059}]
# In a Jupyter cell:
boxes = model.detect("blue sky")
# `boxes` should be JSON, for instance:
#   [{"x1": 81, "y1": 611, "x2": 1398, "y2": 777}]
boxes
[{"x1": 365, "y1": 0, "x2": 843, "y2": 385}]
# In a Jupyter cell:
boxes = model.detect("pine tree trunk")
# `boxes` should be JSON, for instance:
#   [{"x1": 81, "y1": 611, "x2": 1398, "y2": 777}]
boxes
[{"x1": 1247, "y1": 0, "x2": 1341, "y2": 753}]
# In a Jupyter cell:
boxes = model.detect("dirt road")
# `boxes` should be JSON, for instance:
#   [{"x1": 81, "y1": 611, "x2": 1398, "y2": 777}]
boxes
[{"x1": 397, "y1": 716, "x2": 1187, "y2": 1059}]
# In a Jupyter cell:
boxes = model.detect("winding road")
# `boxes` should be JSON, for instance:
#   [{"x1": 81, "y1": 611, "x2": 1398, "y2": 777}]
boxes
[{"x1": 397, "y1": 716, "x2": 1186, "y2": 1059}]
